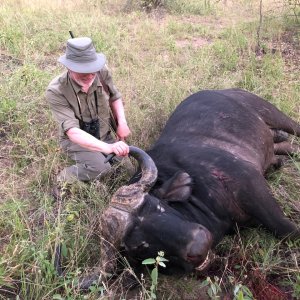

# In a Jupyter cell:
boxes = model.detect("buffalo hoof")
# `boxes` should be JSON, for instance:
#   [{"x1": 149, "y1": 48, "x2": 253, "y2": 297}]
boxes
[{"x1": 273, "y1": 129, "x2": 289, "y2": 143}]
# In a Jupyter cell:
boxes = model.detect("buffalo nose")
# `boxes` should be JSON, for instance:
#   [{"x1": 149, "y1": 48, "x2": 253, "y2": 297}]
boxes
[{"x1": 186, "y1": 227, "x2": 212, "y2": 265}]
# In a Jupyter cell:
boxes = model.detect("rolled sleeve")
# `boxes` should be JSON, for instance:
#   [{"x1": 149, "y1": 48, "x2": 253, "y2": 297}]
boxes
[
  {"x1": 101, "y1": 65, "x2": 122, "y2": 102},
  {"x1": 46, "y1": 89, "x2": 80, "y2": 135},
  {"x1": 61, "y1": 118, "x2": 79, "y2": 133}
]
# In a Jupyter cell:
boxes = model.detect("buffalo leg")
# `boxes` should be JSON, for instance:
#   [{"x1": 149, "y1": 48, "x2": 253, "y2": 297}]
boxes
[
  {"x1": 274, "y1": 141, "x2": 300, "y2": 155},
  {"x1": 271, "y1": 129, "x2": 289, "y2": 143},
  {"x1": 240, "y1": 178, "x2": 299, "y2": 239}
]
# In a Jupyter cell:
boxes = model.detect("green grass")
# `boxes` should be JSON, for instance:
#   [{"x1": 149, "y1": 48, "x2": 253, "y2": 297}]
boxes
[{"x1": 0, "y1": 0, "x2": 299, "y2": 299}]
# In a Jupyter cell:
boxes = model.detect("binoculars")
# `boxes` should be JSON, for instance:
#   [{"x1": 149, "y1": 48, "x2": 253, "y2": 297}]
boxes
[{"x1": 80, "y1": 118, "x2": 100, "y2": 139}]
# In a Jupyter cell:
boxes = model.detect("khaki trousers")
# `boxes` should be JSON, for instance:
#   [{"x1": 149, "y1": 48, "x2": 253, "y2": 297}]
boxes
[{"x1": 57, "y1": 138, "x2": 133, "y2": 183}]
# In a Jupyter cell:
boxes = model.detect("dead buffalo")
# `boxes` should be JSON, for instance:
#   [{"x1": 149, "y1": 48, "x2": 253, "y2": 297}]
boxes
[{"x1": 79, "y1": 89, "x2": 300, "y2": 288}]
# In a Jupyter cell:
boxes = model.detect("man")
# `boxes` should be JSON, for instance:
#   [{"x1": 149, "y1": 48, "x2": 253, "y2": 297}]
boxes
[{"x1": 46, "y1": 37, "x2": 131, "y2": 195}]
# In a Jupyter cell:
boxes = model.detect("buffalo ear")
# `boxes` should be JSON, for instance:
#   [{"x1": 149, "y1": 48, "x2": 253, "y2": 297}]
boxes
[{"x1": 155, "y1": 171, "x2": 192, "y2": 202}]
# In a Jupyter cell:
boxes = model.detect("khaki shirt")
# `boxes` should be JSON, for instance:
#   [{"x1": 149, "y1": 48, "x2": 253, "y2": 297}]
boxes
[{"x1": 46, "y1": 65, "x2": 121, "y2": 143}]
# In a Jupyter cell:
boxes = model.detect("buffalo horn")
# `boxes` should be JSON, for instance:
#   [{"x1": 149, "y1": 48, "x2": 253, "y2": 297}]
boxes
[
  {"x1": 98, "y1": 146, "x2": 158, "y2": 278},
  {"x1": 110, "y1": 146, "x2": 158, "y2": 210},
  {"x1": 128, "y1": 146, "x2": 158, "y2": 190}
]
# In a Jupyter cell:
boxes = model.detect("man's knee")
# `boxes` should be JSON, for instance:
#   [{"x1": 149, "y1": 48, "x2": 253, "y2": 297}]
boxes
[
  {"x1": 58, "y1": 150, "x2": 113, "y2": 182},
  {"x1": 87, "y1": 159, "x2": 111, "y2": 179}
]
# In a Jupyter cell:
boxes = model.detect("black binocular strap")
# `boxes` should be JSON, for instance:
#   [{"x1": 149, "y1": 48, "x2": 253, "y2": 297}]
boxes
[{"x1": 75, "y1": 91, "x2": 99, "y2": 120}]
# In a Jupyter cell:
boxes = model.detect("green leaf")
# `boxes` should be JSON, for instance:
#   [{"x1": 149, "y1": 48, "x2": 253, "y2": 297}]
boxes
[
  {"x1": 52, "y1": 294, "x2": 64, "y2": 300},
  {"x1": 158, "y1": 262, "x2": 166, "y2": 267},
  {"x1": 158, "y1": 257, "x2": 168, "y2": 262},
  {"x1": 200, "y1": 279, "x2": 210, "y2": 288},
  {"x1": 258, "y1": 248, "x2": 264, "y2": 256},
  {"x1": 237, "y1": 290, "x2": 244, "y2": 300},
  {"x1": 142, "y1": 258, "x2": 156, "y2": 265},
  {"x1": 211, "y1": 284, "x2": 217, "y2": 295},
  {"x1": 151, "y1": 267, "x2": 158, "y2": 285},
  {"x1": 61, "y1": 243, "x2": 68, "y2": 258},
  {"x1": 67, "y1": 214, "x2": 74, "y2": 221}
]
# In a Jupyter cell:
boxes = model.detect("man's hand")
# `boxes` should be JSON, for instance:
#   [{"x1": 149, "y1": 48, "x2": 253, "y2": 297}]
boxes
[
  {"x1": 110, "y1": 99, "x2": 131, "y2": 141},
  {"x1": 116, "y1": 122, "x2": 131, "y2": 141},
  {"x1": 109, "y1": 140, "x2": 129, "y2": 156}
]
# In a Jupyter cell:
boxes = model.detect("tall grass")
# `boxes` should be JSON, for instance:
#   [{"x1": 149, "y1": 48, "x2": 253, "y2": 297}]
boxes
[{"x1": 0, "y1": 0, "x2": 299, "y2": 299}]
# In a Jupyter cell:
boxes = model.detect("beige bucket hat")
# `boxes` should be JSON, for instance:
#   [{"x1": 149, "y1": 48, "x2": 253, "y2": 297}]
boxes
[{"x1": 58, "y1": 37, "x2": 106, "y2": 73}]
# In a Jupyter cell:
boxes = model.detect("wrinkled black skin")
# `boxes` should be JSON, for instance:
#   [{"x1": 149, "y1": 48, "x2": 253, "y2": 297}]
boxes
[{"x1": 123, "y1": 89, "x2": 300, "y2": 275}]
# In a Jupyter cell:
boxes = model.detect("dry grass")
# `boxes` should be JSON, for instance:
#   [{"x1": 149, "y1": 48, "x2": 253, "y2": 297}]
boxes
[{"x1": 0, "y1": 0, "x2": 299, "y2": 299}]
